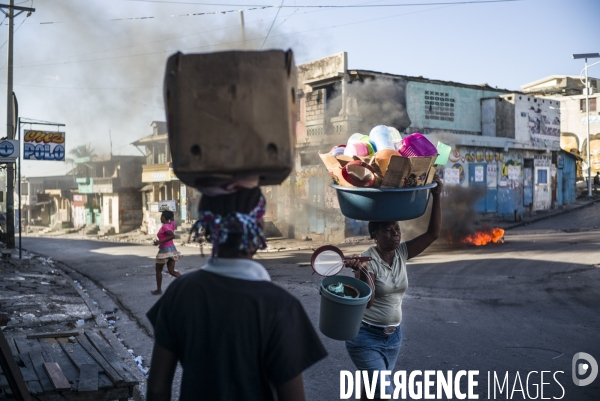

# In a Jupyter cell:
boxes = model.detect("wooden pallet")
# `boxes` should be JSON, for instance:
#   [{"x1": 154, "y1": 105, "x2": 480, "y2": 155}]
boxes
[{"x1": 0, "y1": 330, "x2": 139, "y2": 401}]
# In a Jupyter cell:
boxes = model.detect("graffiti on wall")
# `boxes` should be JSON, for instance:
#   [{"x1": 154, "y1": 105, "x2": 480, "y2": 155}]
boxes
[
  {"x1": 528, "y1": 106, "x2": 560, "y2": 149},
  {"x1": 499, "y1": 160, "x2": 523, "y2": 188},
  {"x1": 443, "y1": 146, "x2": 507, "y2": 186},
  {"x1": 584, "y1": 133, "x2": 600, "y2": 175}
]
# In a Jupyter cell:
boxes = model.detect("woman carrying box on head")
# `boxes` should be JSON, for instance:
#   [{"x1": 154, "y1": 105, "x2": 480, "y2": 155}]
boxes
[
  {"x1": 146, "y1": 187, "x2": 327, "y2": 401},
  {"x1": 344, "y1": 174, "x2": 443, "y2": 400}
]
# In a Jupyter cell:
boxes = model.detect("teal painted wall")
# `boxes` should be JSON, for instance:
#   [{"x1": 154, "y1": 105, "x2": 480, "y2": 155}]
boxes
[
  {"x1": 76, "y1": 177, "x2": 93, "y2": 194},
  {"x1": 406, "y1": 82, "x2": 504, "y2": 134}
]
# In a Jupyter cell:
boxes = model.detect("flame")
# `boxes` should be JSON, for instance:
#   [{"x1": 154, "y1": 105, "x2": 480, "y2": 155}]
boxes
[{"x1": 461, "y1": 228, "x2": 505, "y2": 246}]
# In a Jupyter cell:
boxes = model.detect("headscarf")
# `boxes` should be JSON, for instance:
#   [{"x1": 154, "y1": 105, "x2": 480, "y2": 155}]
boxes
[{"x1": 190, "y1": 195, "x2": 267, "y2": 257}]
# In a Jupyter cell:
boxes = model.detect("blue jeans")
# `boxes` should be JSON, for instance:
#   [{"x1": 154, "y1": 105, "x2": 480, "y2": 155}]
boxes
[{"x1": 345, "y1": 323, "x2": 402, "y2": 398}]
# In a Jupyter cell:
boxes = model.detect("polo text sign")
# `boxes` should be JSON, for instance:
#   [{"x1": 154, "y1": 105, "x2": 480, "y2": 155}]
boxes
[{"x1": 23, "y1": 130, "x2": 66, "y2": 161}]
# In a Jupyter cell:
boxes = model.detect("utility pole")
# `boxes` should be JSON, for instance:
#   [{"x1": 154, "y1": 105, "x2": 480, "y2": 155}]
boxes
[
  {"x1": 239, "y1": 11, "x2": 246, "y2": 48},
  {"x1": 572, "y1": 52, "x2": 600, "y2": 197},
  {"x1": 0, "y1": 1, "x2": 35, "y2": 248}
]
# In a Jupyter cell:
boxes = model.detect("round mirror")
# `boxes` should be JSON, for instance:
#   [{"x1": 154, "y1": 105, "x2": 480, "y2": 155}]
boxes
[
  {"x1": 310, "y1": 245, "x2": 372, "y2": 277},
  {"x1": 313, "y1": 249, "x2": 344, "y2": 276}
]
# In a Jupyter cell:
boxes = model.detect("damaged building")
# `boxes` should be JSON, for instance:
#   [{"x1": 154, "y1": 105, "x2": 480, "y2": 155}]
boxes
[{"x1": 267, "y1": 52, "x2": 577, "y2": 242}]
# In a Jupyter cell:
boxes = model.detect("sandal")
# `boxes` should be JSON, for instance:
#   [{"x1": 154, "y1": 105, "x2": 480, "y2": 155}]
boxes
[{"x1": 151, "y1": 290, "x2": 162, "y2": 295}]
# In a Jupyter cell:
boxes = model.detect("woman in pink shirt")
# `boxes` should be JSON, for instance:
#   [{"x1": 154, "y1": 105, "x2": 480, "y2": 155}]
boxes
[{"x1": 152, "y1": 211, "x2": 182, "y2": 295}]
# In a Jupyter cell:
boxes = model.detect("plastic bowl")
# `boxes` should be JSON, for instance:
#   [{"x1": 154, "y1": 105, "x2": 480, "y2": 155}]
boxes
[{"x1": 331, "y1": 182, "x2": 437, "y2": 221}]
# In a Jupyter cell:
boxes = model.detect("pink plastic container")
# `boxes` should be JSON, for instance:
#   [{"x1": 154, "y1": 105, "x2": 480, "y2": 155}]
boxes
[
  {"x1": 344, "y1": 142, "x2": 370, "y2": 157},
  {"x1": 398, "y1": 133, "x2": 437, "y2": 157}
]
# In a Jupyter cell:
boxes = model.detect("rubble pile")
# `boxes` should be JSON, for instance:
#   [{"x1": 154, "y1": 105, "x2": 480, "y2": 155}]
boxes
[{"x1": 0, "y1": 251, "x2": 92, "y2": 332}]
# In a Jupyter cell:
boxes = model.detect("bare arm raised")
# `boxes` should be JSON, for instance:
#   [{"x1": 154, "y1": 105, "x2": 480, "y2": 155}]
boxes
[{"x1": 405, "y1": 174, "x2": 442, "y2": 260}]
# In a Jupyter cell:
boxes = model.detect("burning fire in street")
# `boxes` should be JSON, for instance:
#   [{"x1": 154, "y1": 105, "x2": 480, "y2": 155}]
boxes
[{"x1": 461, "y1": 228, "x2": 505, "y2": 246}]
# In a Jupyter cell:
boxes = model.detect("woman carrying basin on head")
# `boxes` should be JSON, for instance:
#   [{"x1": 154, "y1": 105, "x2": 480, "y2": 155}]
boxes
[{"x1": 345, "y1": 174, "x2": 443, "y2": 400}]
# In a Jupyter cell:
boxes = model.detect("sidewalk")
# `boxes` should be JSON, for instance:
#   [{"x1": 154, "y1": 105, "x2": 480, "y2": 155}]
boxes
[
  {"x1": 0, "y1": 248, "x2": 146, "y2": 400},
  {"x1": 488, "y1": 196, "x2": 599, "y2": 231}
]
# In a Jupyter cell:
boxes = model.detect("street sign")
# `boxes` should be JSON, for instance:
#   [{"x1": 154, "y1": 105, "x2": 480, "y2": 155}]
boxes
[
  {"x1": 0, "y1": 140, "x2": 19, "y2": 162},
  {"x1": 23, "y1": 130, "x2": 66, "y2": 161}
]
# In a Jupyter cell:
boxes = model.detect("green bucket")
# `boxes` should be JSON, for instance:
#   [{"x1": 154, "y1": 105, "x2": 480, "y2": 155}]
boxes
[{"x1": 319, "y1": 275, "x2": 372, "y2": 341}]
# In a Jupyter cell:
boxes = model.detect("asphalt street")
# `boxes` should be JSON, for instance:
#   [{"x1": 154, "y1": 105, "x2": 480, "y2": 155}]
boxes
[{"x1": 21, "y1": 204, "x2": 600, "y2": 400}]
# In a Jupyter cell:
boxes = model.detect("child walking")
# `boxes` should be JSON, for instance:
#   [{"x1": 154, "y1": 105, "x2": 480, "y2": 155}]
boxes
[{"x1": 152, "y1": 211, "x2": 182, "y2": 295}]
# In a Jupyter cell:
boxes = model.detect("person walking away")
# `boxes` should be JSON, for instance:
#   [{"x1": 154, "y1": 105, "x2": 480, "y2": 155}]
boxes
[
  {"x1": 344, "y1": 174, "x2": 443, "y2": 400},
  {"x1": 151, "y1": 210, "x2": 182, "y2": 295},
  {"x1": 146, "y1": 187, "x2": 327, "y2": 401}
]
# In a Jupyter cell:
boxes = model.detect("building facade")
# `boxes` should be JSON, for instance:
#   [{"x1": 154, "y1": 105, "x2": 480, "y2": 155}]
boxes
[
  {"x1": 521, "y1": 75, "x2": 600, "y2": 180},
  {"x1": 72, "y1": 155, "x2": 144, "y2": 234},
  {"x1": 133, "y1": 121, "x2": 201, "y2": 234},
  {"x1": 20, "y1": 176, "x2": 77, "y2": 228},
  {"x1": 268, "y1": 53, "x2": 575, "y2": 242}
]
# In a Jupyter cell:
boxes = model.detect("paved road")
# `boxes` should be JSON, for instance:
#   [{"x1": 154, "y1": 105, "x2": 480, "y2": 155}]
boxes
[{"x1": 22, "y1": 204, "x2": 600, "y2": 400}]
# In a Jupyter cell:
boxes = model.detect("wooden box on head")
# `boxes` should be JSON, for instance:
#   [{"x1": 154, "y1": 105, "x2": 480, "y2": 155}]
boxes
[{"x1": 164, "y1": 49, "x2": 297, "y2": 189}]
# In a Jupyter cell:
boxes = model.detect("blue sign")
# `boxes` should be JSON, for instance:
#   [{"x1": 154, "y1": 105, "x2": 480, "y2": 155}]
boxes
[
  {"x1": 24, "y1": 143, "x2": 65, "y2": 161},
  {"x1": 0, "y1": 140, "x2": 19, "y2": 162}
]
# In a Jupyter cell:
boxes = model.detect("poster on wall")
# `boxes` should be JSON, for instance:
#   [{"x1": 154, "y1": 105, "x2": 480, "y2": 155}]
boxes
[
  {"x1": 23, "y1": 130, "x2": 66, "y2": 161},
  {"x1": 487, "y1": 164, "x2": 497, "y2": 188},
  {"x1": 508, "y1": 165, "x2": 521, "y2": 181},
  {"x1": 444, "y1": 168, "x2": 460, "y2": 185},
  {"x1": 474, "y1": 165, "x2": 484, "y2": 182}
]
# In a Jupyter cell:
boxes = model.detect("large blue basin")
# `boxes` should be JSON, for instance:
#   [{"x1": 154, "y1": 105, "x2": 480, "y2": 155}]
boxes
[{"x1": 331, "y1": 182, "x2": 437, "y2": 221}]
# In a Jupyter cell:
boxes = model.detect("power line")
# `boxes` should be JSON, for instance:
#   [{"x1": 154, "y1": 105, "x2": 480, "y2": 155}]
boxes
[
  {"x1": 6, "y1": 11, "x2": 281, "y2": 69},
  {"x1": 0, "y1": 0, "x2": 32, "y2": 53},
  {"x1": 126, "y1": 0, "x2": 522, "y2": 7},
  {"x1": 39, "y1": 4, "x2": 275, "y2": 24},
  {"x1": 6, "y1": 82, "x2": 160, "y2": 90},
  {"x1": 260, "y1": 0, "x2": 283, "y2": 50},
  {"x1": 5, "y1": 0, "x2": 444, "y2": 69},
  {"x1": 4, "y1": 3, "x2": 461, "y2": 70}
]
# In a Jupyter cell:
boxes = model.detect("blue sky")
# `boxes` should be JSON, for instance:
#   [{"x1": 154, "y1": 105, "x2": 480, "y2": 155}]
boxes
[{"x1": 2, "y1": 0, "x2": 598, "y2": 177}]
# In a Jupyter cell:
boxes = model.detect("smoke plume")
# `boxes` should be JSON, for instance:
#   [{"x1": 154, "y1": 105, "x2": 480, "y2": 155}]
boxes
[{"x1": 398, "y1": 185, "x2": 486, "y2": 244}]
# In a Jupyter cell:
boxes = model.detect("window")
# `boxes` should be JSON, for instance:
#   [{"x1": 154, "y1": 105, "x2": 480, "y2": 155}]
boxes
[
  {"x1": 537, "y1": 169, "x2": 548, "y2": 184},
  {"x1": 580, "y1": 98, "x2": 597, "y2": 112},
  {"x1": 21, "y1": 184, "x2": 28, "y2": 196}
]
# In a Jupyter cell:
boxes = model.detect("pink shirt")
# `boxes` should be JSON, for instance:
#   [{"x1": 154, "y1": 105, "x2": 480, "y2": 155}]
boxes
[{"x1": 157, "y1": 221, "x2": 176, "y2": 248}]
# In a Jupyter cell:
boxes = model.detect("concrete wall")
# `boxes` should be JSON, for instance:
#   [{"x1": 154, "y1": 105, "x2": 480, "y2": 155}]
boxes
[
  {"x1": 511, "y1": 94, "x2": 560, "y2": 150},
  {"x1": 118, "y1": 158, "x2": 145, "y2": 189},
  {"x1": 405, "y1": 81, "x2": 504, "y2": 135},
  {"x1": 481, "y1": 97, "x2": 515, "y2": 138},
  {"x1": 559, "y1": 94, "x2": 600, "y2": 176},
  {"x1": 119, "y1": 189, "x2": 143, "y2": 233}
]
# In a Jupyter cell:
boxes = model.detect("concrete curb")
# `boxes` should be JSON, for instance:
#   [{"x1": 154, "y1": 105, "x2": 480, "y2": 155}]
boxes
[{"x1": 503, "y1": 199, "x2": 599, "y2": 230}]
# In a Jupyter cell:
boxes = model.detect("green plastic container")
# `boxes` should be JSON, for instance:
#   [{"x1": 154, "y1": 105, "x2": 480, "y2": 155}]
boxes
[{"x1": 319, "y1": 275, "x2": 372, "y2": 341}]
